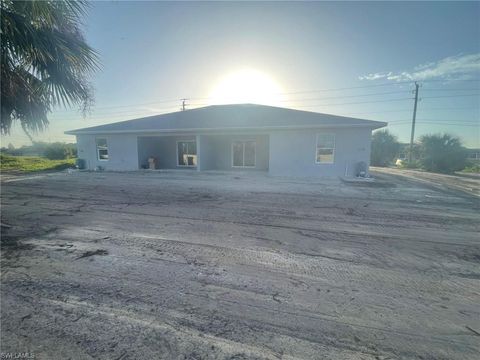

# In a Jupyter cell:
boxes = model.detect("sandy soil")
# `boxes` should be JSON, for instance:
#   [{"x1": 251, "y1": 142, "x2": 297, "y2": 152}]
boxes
[
  {"x1": 371, "y1": 167, "x2": 480, "y2": 198},
  {"x1": 1, "y1": 170, "x2": 479, "y2": 359}
]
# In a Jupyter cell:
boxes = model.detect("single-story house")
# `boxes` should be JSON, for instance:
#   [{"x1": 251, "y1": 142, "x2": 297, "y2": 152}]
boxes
[{"x1": 65, "y1": 104, "x2": 386, "y2": 177}]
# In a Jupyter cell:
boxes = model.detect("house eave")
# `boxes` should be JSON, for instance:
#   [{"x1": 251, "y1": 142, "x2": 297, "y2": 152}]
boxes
[{"x1": 65, "y1": 122, "x2": 387, "y2": 135}]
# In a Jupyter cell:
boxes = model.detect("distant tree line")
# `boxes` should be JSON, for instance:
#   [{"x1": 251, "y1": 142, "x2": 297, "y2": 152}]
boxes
[
  {"x1": 1, "y1": 142, "x2": 77, "y2": 160},
  {"x1": 371, "y1": 130, "x2": 470, "y2": 174}
]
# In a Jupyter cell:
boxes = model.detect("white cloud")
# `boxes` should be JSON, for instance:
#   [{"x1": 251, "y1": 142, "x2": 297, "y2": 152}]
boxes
[
  {"x1": 359, "y1": 72, "x2": 392, "y2": 81},
  {"x1": 359, "y1": 53, "x2": 480, "y2": 82}
]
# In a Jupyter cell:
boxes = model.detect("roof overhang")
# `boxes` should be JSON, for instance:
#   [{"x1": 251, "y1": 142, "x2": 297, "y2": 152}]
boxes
[{"x1": 65, "y1": 122, "x2": 387, "y2": 135}]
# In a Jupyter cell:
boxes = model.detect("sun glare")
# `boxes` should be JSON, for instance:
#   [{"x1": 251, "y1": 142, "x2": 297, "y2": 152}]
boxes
[{"x1": 208, "y1": 69, "x2": 285, "y2": 106}]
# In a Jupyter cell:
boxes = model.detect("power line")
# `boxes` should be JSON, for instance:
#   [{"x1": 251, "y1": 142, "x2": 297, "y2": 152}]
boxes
[
  {"x1": 389, "y1": 119, "x2": 479, "y2": 123},
  {"x1": 79, "y1": 98, "x2": 181, "y2": 111},
  {"x1": 49, "y1": 101, "x2": 479, "y2": 121},
  {"x1": 280, "y1": 78, "x2": 480, "y2": 95},
  {"x1": 389, "y1": 122, "x2": 478, "y2": 127},
  {"x1": 65, "y1": 92, "x2": 479, "y2": 117},
  {"x1": 95, "y1": 81, "x2": 415, "y2": 109},
  {"x1": 418, "y1": 106, "x2": 480, "y2": 111},
  {"x1": 188, "y1": 93, "x2": 414, "y2": 107},
  {"x1": 53, "y1": 95, "x2": 418, "y2": 117},
  {"x1": 421, "y1": 94, "x2": 479, "y2": 100},
  {"x1": 49, "y1": 81, "x2": 479, "y2": 115},
  {"x1": 338, "y1": 106, "x2": 479, "y2": 116},
  {"x1": 421, "y1": 88, "x2": 480, "y2": 91},
  {"x1": 281, "y1": 90, "x2": 411, "y2": 102},
  {"x1": 271, "y1": 81, "x2": 415, "y2": 95},
  {"x1": 184, "y1": 81, "x2": 417, "y2": 102},
  {"x1": 291, "y1": 97, "x2": 414, "y2": 107},
  {"x1": 416, "y1": 119, "x2": 478, "y2": 123},
  {"x1": 47, "y1": 84, "x2": 478, "y2": 119},
  {"x1": 169, "y1": 89, "x2": 413, "y2": 105},
  {"x1": 52, "y1": 104, "x2": 182, "y2": 116},
  {"x1": 419, "y1": 78, "x2": 480, "y2": 82}
]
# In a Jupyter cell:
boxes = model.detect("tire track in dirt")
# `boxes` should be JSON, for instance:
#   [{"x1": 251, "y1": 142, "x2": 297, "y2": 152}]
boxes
[{"x1": 3, "y1": 172, "x2": 479, "y2": 359}]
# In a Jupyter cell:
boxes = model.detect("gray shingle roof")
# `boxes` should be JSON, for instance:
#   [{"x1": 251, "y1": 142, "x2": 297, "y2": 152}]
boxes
[{"x1": 65, "y1": 104, "x2": 387, "y2": 135}]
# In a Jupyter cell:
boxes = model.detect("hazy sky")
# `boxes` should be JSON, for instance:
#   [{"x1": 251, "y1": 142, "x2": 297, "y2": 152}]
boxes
[{"x1": 3, "y1": 1, "x2": 479, "y2": 147}]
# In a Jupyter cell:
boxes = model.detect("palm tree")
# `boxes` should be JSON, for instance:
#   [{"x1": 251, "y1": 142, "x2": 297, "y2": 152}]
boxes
[{"x1": 1, "y1": 0, "x2": 99, "y2": 136}]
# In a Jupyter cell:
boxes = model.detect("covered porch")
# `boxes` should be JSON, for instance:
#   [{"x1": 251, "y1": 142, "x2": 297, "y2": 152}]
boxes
[{"x1": 137, "y1": 134, "x2": 269, "y2": 171}]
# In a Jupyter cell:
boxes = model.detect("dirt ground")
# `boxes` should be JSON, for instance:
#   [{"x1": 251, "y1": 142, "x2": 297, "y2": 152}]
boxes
[
  {"x1": 1, "y1": 170, "x2": 479, "y2": 359},
  {"x1": 371, "y1": 167, "x2": 480, "y2": 198}
]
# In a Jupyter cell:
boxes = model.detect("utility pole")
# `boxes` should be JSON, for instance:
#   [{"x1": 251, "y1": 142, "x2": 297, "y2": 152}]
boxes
[
  {"x1": 408, "y1": 82, "x2": 420, "y2": 165},
  {"x1": 181, "y1": 98, "x2": 188, "y2": 111}
]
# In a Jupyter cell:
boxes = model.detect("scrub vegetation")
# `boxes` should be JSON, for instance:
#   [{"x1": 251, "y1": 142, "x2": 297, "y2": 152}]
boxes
[
  {"x1": 370, "y1": 130, "x2": 400, "y2": 167},
  {"x1": 461, "y1": 164, "x2": 480, "y2": 174},
  {"x1": 372, "y1": 131, "x2": 470, "y2": 174},
  {"x1": 0, "y1": 154, "x2": 75, "y2": 172},
  {"x1": 1, "y1": 142, "x2": 76, "y2": 160},
  {"x1": 418, "y1": 133, "x2": 468, "y2": 174}
]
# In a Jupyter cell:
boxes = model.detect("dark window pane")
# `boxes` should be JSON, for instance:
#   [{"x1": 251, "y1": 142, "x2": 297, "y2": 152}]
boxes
[
  {"x1": 178, "y1": 141, "x2": 197, "y2": 166},
  {"x1": 233, "y1": 142, "x2": 243, "y2": 167},
  {"x1": 316, "y1": 148, "x2": 334, "y2": 163},
  {"x1": 317, "y1": 134, "x2": 334, "y2": 148},
  {"x1": 188, "y1": 141, "x2": 197, "y2": 155},
  {"x1": 178, "y1": 142, "x2": 187, "y2": 166},
  {"x1": 98, "y1": 149, "x2": 109, "y2": 160},
  {"x1": 96, "y1": 138, "x2": 108, "y2": 160},
  {"x1": 96, "y1": 138, "x2": 107, "y2": 147}
]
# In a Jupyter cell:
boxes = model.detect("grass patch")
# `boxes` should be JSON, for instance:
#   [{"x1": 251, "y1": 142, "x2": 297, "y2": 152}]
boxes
[
  {"x1": 396, "y1": 160, "x2": 422, "y2": 170},
  {"x1": 461, "y1": 164, "x2": 480, "y2": 174},
  {"x1": 0, "y1": 154, "x2": 75, "y2": 172}
]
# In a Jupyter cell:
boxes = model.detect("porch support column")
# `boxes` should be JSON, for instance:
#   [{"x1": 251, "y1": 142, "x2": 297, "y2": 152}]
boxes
[{"x1": 196, "y1": 134, "x2": 201, "y2": 171}]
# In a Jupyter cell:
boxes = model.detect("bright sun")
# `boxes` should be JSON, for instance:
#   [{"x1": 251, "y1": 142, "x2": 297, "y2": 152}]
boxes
[{"x1": 208, "y1": 69, "x2": 285, "y2": 106}]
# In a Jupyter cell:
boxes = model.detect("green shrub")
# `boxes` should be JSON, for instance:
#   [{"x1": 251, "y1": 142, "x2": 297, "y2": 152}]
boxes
[
  {"x1": 371, "y1": 130, "x2": 400, "y2": 167},
  {"x1": 43, "y1": 142, "x2": 77, "y2": 160},
  {"x1": 1, "y1": 142, "x2": 77, "y2": 159},
  {"x1": 461, "y1": 163, "x2": 480, "y2": 173},
  {"x1": 419, "y1": 134, "x2": 468, "y2": 174},
  {"x1": 397, "y1": 160, "x2": 421, "y2": 169}
]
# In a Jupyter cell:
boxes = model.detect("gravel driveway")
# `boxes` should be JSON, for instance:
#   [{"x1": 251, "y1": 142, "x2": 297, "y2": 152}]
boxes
[{"x1": 1, "y1": 171, "x2": 479, "y2": 359}]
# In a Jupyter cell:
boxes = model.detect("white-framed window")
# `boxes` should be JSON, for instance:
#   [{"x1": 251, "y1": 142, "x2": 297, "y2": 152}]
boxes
[
  {"x1": 177, "y1": 140, "x2": 197, "y2": 167},
  {"x1": 232, "y1": 141, "x2": 256, "y2": 168},
  {"x1": 96, "y1": 138, "x2": 109, "y2": 161},
  {"x1": 315, "y1": 134, "x2": 335, "y2": 164}
]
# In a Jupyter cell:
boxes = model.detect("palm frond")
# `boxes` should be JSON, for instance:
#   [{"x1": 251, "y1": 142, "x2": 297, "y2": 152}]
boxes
[{"x1": 1, "y1": 0, "x2": 99, "y2": 135}]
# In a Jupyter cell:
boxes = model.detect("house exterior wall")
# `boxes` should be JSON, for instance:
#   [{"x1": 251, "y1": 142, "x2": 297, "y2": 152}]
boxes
[
  {"x1": 77, "y1": 128, "x2": 372, "y2": 177},
  {"x1": 197, "y1": 135, "x2": 213, "y2": 171},
  {"x1": 198, "y1": 134, "x2": 269, "y2": 171},
  {"x1": 137, "y1": 134, "x2": 268, "y2": 171},
  {"x1": 268, "y1": 128, "x2": 372, "y2": 177},
  {"x1": 76, "y1": 134, "x2": 138, "y2": 171}
]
